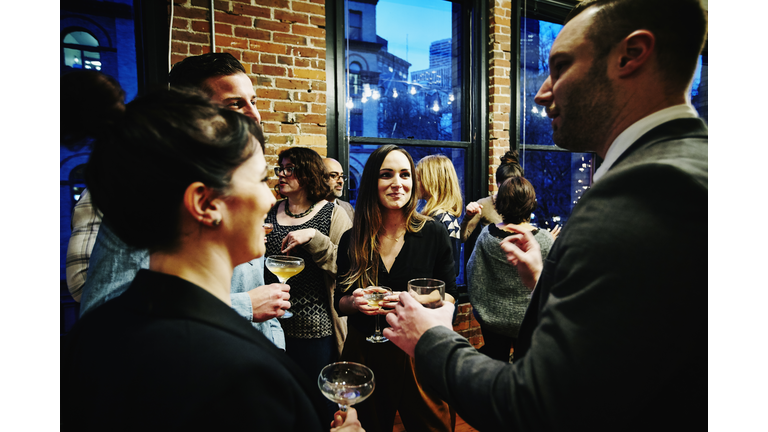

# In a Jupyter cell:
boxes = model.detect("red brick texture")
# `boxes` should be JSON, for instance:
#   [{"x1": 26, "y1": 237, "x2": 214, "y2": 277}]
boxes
[{"x1": 168, "y1": 0, "x2": 328, "y2": 180}]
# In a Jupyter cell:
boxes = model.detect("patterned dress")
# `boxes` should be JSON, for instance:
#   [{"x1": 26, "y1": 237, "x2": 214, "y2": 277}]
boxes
[
  {"x1": 431, "y1": 211, "x2": 461, "y2": 279},
  {"x1": 264, "y1": 202, "x2": 334, "y2": 340}
]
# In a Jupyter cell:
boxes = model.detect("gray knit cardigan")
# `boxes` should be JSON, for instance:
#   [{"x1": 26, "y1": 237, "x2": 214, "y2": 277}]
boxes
[{"x1": 467, "y1": 224, "x2": 554, "y2": 337}]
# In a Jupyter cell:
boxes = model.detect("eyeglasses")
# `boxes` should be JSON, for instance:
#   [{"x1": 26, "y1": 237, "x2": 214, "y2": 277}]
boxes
[
  {"x1": 329, "y1": 173, "x2": 347, "y2": 182},
  {"x1": 274, "y1": 166, "x2": 296, "y2": 176}
]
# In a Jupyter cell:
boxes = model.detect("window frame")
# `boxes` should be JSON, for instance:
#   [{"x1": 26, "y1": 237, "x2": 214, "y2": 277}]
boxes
[{"x1": 325, "y1": 0, "x2": 488, "y2": 207}]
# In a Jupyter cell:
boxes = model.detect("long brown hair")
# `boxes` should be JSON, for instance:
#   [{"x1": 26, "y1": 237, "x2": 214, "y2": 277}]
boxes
[{"x1": 341, "y1": 145, "x2": 428, "y2": 291}]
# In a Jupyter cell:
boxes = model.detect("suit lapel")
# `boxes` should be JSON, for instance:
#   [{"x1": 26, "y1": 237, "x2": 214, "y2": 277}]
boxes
[{"x1": 611, "y1": 117, "x2": 708, "y2": 171}]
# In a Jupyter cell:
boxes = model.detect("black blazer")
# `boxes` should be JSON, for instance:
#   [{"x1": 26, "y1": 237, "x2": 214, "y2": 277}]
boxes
[
  {"x1": 61, "y1": 270, "x2": 327, "y2": 431},
  {"x1": 414, "y1": 118, "x2": 708, "y2": 431}
]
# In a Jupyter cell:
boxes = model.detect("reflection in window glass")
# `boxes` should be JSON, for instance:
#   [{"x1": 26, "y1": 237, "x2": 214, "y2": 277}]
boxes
[
  {"x1": 345, "y1": 0, "x2": 462, "y2": 141},
  {"x1": 518, "y1": 16, "x2": 708, "y2": 229},
  {"x1": 520, "y1": 150, "x2": 593, "y2": 230},
  {"x1": 520, "y1": 18, "x2": 562, "y2": 147},
  {"x1": 519, "y1": 17, "x2": 708, "y2": 141}
]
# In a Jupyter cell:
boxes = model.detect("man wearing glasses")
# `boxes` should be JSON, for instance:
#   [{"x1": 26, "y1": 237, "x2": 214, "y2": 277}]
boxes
[{"x1": 323, "y1": 158, "x2": 355, "y2": 222}]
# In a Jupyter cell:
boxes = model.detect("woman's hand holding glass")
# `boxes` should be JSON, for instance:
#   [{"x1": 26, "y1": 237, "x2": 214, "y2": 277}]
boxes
[{"x1": 351, "y1": 288, "x2": 398, "y2": 316}]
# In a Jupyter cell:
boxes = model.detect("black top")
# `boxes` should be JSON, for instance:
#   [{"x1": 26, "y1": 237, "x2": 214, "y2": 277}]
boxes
[
  {"x1": 61, "y1": 269, "x2": 326, "y2": 431},
  {"x1": 265, "y1": 201, "x2": 334, "y2": 338},
  {"x1": 335, "y1": 219, "x2": 457, "y2": 335}
]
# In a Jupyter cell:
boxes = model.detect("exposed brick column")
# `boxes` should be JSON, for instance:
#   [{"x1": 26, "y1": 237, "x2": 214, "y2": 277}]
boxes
[
  {"x1": 168, "y1": 0, "x2": 328, "y2": 191},
  {"x1": 488, "y1": 0, "x2": 513, "y2": 196}
]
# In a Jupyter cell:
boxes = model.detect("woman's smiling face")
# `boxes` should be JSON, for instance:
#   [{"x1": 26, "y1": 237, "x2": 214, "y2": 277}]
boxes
[{"x1": 377, "y1": 150, "x2": 412, "y2": 211}]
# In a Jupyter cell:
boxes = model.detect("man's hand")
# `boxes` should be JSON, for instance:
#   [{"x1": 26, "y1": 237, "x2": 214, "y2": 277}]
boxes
[
  {"x1": 248, "y1": 283, "x2": 291, "y2": 322},
  {"x1": 549, "y1": 224, "x2": 561, "y2": 240},
  {"x1": 330, "y1": 407, "x2": 365, "y2": 432},
  {"x1": 383, "y1": 291, "x2": 455, "y2": 357},
  {"x1": 499, "y1": 227, "x2": 543, "y2": 289},
  {"x1": 464, "y1": 201, "x2": 483, "y2": 217}
]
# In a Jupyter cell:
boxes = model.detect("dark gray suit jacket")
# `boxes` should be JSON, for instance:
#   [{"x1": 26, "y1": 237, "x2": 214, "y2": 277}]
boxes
[
  {"x1": 61, "y1": 270, "x2": 327, "y2": 431},
  {"x1": 414, "y1": 118, "x2": 708, "y2": 431}
]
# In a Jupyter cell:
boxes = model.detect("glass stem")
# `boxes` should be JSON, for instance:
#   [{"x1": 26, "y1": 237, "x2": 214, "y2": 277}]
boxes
[
  {"x1": 339, "y1": 404, "x2": 348, "y2": 412},
  {"x1": 375, "y1": 314, "x2": 381, "y2": 336}
]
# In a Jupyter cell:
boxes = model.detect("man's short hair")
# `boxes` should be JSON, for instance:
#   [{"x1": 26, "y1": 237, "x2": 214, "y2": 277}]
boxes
[
  {"x1": 168, "y1": 53, "x2": 247, "y2": 93},
  {"x1": 567, "y1": 0, "x2": 707, "y2": 92}
]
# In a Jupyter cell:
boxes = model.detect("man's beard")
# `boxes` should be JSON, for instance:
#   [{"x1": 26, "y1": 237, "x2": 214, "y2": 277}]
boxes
[{"x1": 552, "y1": 59, "x2": 616, "y2": 153}]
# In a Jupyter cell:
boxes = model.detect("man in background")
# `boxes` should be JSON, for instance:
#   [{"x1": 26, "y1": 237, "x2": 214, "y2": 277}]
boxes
[
  {"x1": 323, "y1": 157, "x2": 354, "y2": 222},
  {"x1": 384, "y1": 0, "x2": 708, "y2": 430}
]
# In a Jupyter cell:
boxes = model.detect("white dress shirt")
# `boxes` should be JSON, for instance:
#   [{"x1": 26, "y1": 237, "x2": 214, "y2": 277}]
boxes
[{"x1": 593, "y1": 104, "x2": 699, "y2": 182}]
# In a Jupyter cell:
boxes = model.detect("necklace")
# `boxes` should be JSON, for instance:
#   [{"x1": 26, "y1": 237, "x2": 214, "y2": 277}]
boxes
[
  {"x1": 285, "y1": 201, "x2": 316, "y2": 218},
  {"x1": 381, "y1": 225, "x2": 406, "y2": 242}
]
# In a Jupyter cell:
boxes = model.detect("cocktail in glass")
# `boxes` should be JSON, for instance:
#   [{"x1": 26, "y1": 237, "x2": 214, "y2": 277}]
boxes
[{"x1": 265, "y1": 255, "x2": 304, "y2": 319}]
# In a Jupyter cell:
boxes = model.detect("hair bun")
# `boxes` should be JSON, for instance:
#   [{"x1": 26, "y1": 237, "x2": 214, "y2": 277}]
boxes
[{"x1": 499, "y1": 150, "x2": 519, "y2": 166}]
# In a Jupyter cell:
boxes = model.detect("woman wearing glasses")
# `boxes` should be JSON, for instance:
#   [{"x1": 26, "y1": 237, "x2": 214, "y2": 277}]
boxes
[{"x1": 264, "y1": 147, "x2": 352, "y2": 424}]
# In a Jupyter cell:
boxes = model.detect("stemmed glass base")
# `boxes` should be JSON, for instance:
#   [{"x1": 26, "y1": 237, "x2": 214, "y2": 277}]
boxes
[
  {"x1": 366, "y1": 332, "x2": 388, "y2": 343},
  {"x1": 277, "y1": 276, "x2": 293, "y2": 319},
  {"x1": 364, "y1": 286, "x2": 392, "y2": 344}
]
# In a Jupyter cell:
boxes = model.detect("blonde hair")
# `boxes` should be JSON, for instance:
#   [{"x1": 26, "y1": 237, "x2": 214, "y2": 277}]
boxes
[{"x1": 416, "y1": 154, "x2": 463, "y2": 218}]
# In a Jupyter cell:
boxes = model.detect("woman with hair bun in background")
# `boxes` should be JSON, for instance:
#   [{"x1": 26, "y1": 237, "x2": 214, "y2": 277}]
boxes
[
  {"x1": 466, "y1": 176, "x2": 554, "y2": 363},
  {"x1": 459, "y1": 150, "x2": 524, "y2": 244}
]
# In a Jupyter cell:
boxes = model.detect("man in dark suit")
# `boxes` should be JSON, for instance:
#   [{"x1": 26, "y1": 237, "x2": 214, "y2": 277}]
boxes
[{"x1": 383, "y1": 0, "x2": 708, "y2": 430}]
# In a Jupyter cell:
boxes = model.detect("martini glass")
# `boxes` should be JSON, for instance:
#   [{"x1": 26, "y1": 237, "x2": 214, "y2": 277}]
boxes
[
  {"x1": 318, "y1": 362, "x2": 375, "y2": 412},
  {"x1": 265, "y1": 255, "x2": 304, "y2": 319},
  {"x1": 364, "y1": 286, "x2": 393, "y2": 343}
]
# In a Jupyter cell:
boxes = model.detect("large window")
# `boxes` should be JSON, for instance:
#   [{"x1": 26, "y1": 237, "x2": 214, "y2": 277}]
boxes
[{"x1": 330, "y1": 0, "x2": 486, "y2": 286}]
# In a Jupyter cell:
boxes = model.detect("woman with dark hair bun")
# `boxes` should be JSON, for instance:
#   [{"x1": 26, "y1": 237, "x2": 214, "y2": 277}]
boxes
[
  {"x1": 60, "y1": 87, "x2": 363, "y2": 431},
  {"x1": 466, "y1": 176, "x2": 554, "y2": 363},
  {"x1": 263, "y1": 146, "x2": 352, "y2": 424},
  {"x1": 459, "y1": 150, "x2": 525, "y2": 243}
]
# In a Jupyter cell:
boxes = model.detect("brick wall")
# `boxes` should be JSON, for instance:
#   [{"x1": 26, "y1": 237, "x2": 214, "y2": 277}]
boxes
[
  {"x1": 168, "y1": 0, "x2": 518, "y2": 353},
  {"x1": 488, "y1": 0, "x2": 514, "y2": 196},
  {"x1": 168, "y1": 0, "x2": 328, "y2": 184}
]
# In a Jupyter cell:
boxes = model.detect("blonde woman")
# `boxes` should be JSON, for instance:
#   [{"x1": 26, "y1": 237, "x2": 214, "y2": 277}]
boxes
[
  {"x1": 335, "y1": 145, "x2": 457, "y2": 432},
  {"x1": 416, "y1": 154, "x2": 463, "y2": 281}
]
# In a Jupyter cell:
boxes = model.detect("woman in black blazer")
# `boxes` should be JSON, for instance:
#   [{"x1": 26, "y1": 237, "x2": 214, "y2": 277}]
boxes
[{"x1": 60, "y1": 86, "x2": 363, "y2": 431}]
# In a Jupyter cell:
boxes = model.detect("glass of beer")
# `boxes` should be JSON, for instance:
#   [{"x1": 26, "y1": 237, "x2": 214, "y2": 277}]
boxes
[{"x1": 407, "y1": 278, "x2": 445, "y2": 309}]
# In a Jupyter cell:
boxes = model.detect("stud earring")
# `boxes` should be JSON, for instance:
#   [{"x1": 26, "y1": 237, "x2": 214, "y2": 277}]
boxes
[{"x1": 212, "y1": 218, "x2": 221, "y2": 226}]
